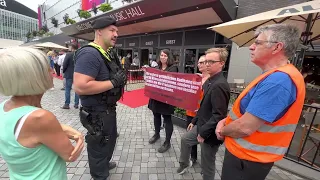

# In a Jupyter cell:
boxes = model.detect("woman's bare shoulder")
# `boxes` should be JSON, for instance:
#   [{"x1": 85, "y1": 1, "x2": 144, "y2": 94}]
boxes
[{"x1": 26, "y1": 109, "x2": 57, "y2": 129}]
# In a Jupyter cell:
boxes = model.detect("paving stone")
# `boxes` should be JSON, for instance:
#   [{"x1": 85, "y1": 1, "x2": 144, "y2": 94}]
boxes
[
  {"x1": 79, "y1": 174, "x2": 91, "y2": 180},
  {"x1": 0, "y1": 79, "x2": 308, "y2": 179}
]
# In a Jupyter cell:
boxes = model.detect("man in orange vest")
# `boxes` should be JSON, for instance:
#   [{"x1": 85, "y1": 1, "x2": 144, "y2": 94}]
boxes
[{"x1": 215, "y1": 24, "x2": 306, "y2": 180}]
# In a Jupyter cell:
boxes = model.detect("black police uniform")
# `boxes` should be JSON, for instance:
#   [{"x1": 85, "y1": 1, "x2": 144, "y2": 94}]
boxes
[{"x1": 74, "y1": 17, "x2": 125, "y2": 180}]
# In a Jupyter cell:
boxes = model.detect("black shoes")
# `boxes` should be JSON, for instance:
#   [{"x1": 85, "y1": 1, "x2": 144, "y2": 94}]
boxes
[
  {"x1": 61, "y1": 105, "x2": 79, "y2": 109},
  {"x1": 158, "y1": 141, "x2": 171, "y2": 153},
  {"x1": 191, "y1": 157, "x2": 197, "y2": 165},
  {"x1": 109, "y1": 161, "x2": 117, "y2": 170},
  {"x1": 148, "y1": 134, "x2": 160, "y2": 144},
  {"x1": 177, "y1": 160, "x2": 193, "y2": 175},
  {"x1": 61, "y1": 105, "x2": 70, "y2": 109}
]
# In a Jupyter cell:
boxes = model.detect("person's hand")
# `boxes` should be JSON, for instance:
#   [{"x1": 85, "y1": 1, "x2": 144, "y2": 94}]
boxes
[
  {"x1": 111, "y1": 70, "x2": 127, "y2": 88},
  {"x1": 197, "y1": 134, "x2": 205, "y2": 143},
  {"x1": 187, "y1": 123, "x2": 194, "y2": 131},
  {"x1": 215, "y1": 118, "x2": 226, "y2": 140},
  {"x1": 61, "y1": 125, "x2": 85, "y2": 161},
  {"x1": 69, "y1": 134, "x2": 84, "y2": 161}
]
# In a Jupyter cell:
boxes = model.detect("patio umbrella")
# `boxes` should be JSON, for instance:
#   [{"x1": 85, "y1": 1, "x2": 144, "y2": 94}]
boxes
[
  {"x1": 34, "y1": 42, "x2": 68, "y2": 50},
  {"x1": 208, "y1": 0, "x2": 320, "y2": 48}
]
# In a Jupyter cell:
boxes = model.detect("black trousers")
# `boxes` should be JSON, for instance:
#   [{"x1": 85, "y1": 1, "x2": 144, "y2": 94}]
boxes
[
  {"x1": 221, "y1": 149, "x2": 274, "y2": 180},
  {"x1": 81, "y1": 109, "x2": 117, "y2": 180},
  {"x1": 186, "y1": 115, "x2": 197, "y2": 160},
  {"x1": 54, "y1": 63, "x2": 60, "y2": 76},
  {"x1": 153, "y1": 112, "x2": 173, "y2": 142}
]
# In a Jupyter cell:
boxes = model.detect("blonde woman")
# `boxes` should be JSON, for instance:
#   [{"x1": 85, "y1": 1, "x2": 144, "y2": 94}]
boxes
[{"x1": 0, "y1": 47, "x2": 84, "y2": 180}]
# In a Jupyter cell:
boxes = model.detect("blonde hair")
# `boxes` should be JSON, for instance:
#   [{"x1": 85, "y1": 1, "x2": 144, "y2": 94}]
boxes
[
  {"x1": 47, "y1": 51, "x2": 54, "y2": 56},
  {"x1": 0, "y1": 47, "x2": 53, "y2": 96},
  {"x1": 205, "y1": 48, "x2": 229, "y2": 62}
]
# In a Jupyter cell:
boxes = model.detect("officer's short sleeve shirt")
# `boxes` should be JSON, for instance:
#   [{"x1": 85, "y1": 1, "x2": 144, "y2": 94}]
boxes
[{"x1": 74, "y1": 47, "x2": 110, "y2": 106}]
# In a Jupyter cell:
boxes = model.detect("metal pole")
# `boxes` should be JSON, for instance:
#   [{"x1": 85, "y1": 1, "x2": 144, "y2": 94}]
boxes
[{"x1": 298, "y1": 14, "x2": 313, "y2": 70}]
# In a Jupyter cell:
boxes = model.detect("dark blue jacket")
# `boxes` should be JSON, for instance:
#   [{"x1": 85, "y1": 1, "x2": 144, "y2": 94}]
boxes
[{"x1": 62, "y1": 52, "x2": 75, "y2": 79}]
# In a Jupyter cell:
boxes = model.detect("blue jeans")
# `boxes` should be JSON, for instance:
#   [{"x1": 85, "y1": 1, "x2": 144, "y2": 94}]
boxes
[{"x1": 65, "y1": 78, "x2": 79, "y2": 106}]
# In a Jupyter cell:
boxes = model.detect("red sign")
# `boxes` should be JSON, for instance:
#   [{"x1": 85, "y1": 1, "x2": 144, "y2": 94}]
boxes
[
  {"x1": 82, "y1": 0, "x2": 105, "y2": 11},
  {"x1": 144, "y1": 68, "x2": 202, "y2": 111}
]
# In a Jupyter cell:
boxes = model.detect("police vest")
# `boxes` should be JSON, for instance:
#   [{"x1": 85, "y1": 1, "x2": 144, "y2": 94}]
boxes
[
  {"x1": 225, "y1": 64, "x2": 305, "y2": 163},
  {"x1": 74, "y1": 42, "x2": 124, "y2": 106}
]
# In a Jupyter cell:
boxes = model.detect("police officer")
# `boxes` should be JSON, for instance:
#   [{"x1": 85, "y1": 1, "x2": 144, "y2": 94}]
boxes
[{"x1": 73, "y1": 17, "x2": 126, "y2": 180}]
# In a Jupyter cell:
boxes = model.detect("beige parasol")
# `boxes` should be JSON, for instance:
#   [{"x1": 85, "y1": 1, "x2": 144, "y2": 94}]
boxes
[
  {"x1": 208, "y1": 1, "x2": 320, "y2": 48},
  {"x1": 34, "y1": 42, "x2": 68, "y2": 50}
]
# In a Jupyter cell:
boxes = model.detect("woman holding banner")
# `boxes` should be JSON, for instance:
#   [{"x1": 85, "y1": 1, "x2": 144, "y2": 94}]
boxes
[
  {"x1": 185, "y1": 55, "x2": 209, "y2": 164},
  {"x1": 148, "y1": 49, "x2": 178, "y2": 153}
]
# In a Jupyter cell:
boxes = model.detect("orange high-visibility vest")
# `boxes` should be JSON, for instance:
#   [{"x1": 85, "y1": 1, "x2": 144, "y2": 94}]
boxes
[
  {"x1": 225, "y1": 64, "x2": 306, "y2": 163},
  {"x1": 186, "y1": 90, "x2": 204, "y2": 117}
]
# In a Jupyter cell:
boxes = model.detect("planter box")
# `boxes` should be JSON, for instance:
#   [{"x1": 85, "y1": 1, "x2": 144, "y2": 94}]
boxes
[{"x1": 171, "y1": 114, "x2": 187, "y2": 128}]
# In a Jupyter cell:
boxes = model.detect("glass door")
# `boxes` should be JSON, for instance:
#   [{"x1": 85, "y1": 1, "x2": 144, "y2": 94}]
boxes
[
  {"x1": 184, "y1": 49, "x2": 197, "y2": 74},
  {"x1": 196, "y1": 49, "x2": 207, "y2": 73}
]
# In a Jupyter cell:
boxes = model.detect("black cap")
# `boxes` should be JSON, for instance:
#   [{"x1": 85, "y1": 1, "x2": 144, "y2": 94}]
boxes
[{"x1": 92, "y1": 17, "x2": 116, "y2": 29}]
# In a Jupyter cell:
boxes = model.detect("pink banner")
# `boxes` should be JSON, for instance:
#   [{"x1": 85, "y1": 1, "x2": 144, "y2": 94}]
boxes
[{"x1": 144, "y1": 68, "x2": 202, "y2": 111}]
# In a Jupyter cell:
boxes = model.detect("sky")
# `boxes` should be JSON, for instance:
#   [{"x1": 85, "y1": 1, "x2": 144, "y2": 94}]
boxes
[{"x1": 15, "y1": 0, "x2": 45, "y2": 12}]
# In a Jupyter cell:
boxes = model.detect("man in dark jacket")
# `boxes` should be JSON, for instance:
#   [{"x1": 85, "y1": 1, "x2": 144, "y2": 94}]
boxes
[
  {"x1": 177, "y1": 48, "x2": 230, "y2": 180},
  {"x1": 61, "y1": 44, "x2": 79, "y2": 109}
]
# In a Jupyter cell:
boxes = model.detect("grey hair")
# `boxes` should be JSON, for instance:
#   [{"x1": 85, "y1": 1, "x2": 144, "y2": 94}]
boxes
[
  {"x1": 0, "y1": 47, "x2": 53, "y2": 96},
  {"x1": 254, "y1": 24, "x2": 300, "y2": 58}
]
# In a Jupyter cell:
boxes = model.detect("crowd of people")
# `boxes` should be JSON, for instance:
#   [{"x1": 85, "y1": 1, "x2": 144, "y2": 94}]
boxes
[{"x1": 0, "y1": 15, "x2": 306, "y2": 180}]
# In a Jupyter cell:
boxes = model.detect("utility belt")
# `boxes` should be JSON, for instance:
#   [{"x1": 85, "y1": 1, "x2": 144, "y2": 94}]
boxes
[
  {"x1": 79, "y1": 105, "x2": 115, "y2": 146},
  {"x1": 80, "y1": 104, "x2": 116, "y2": 112}
]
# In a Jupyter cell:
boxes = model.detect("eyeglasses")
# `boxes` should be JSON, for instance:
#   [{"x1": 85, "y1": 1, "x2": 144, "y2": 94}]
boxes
[
  {"x1": 254, "y1": 40, "x2": 278, "y2": 46},
  {"x1": 199, "y1": 60, "x2": 222, "y2": 65}
]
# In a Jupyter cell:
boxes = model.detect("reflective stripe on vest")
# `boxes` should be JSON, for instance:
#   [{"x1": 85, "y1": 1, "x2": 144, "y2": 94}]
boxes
[
  {"x1": 228, "y1": 110, "x2": 296, "y2": 155},
  {"x1": 88, "y1": 42, "x2": 112, "y2": 62},
  {"x1": 229, "y1": 110, "x2": 297, "y2": 133}
]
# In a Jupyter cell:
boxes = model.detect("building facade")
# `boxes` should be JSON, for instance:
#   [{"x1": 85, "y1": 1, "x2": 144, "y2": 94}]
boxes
[
  {"x1": 60, "y1": 0, "x2": 237, "y2": 74},
  {"x1": 227, "y1": 0, "x2": 309, "y2": 83},
  {"x1": 57, "y1": 0, "x2": 316, "y2": 83},
  {"x1": 38, "y1": 0, "x2": 136, "y2": 34},
  {"x1": 0, "y1": 0, "x2": 38, "y2": 43}
]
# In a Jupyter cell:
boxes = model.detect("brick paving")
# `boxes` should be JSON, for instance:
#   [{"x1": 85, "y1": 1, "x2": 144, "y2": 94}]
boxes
[{"x1": 0, "y1": 79, "x2": 307, "y2": 180}]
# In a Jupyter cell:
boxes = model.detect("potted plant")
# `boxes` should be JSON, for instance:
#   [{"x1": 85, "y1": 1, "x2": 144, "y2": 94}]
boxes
[
  {"x1": 37, "y1": 29, "x2": 46, "y2": 37},
  {"x1": 122, "y1": 0, "x2": 135, "y2": 3},
  {"x1": 171, "y1": 107, "x2": 187, "y2": 128},
  {"x1": 98, "y1": 3, "x2": 112, "y2": 13},
  {"x1": 92, "y1": 2, "x2": 98, "y2": 15},
  {"x1": 78, "y1": 10, "x2": 91, "y2": 19},
  {"x1": 32, "y1": 30, "x2": 37, "y2": 37},
  {"x1": 41, "y1": 25, "x2": 49, "y2": 33},
  {"x1": 67, "y1": 18, "x2": 76, "y2": 24},
  {"x1": 63, "y1": 13, "x2": 69, "y2": 24},
  {"x1": 51, "y1": 17, "x2": 58, "y2": 28},
  {"x1": 25, "y1": 31, "x2": 32, "y2": 40}
]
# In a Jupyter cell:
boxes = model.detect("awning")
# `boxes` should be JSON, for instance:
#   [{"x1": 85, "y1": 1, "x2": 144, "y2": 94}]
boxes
[
  {"x1": 33, "y1": 42, "x2": 69, "y2": 49},
  {"x1": 20, "y1": 33, "x2": 74, "y2": 47},
  {"x1": 61, "y1": 0, "x2": 236, "y2": 41},
  {"x1": 208, "y1": 1, "x2": 320, "y2": 47}
]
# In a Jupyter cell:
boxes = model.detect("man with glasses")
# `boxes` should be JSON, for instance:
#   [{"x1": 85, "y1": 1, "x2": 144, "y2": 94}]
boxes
[
  {"x1": 177, "y1": 48, "x2": 230, "y2": 180},
  {"x1": 216, "y1": 24, "x2": 305, "y2": 180}
]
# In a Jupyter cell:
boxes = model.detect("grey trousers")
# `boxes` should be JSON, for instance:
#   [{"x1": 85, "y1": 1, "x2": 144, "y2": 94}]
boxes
[{"x1": 179, "y1": 126, "x2": 219, "y2": 180}]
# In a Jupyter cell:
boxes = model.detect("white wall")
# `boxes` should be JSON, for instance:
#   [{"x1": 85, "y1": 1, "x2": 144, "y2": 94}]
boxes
[{"x1": 227, "y1": 43, "x2": 262, "y2": 83}]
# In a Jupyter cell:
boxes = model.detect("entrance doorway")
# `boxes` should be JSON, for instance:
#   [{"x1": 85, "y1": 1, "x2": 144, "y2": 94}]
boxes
[
  {"x1": 141, "y1": 49, "x2": 149, "y2": 66},
  {"x1": 184, "y1": 49, "x2": 197, "y2": 73},
  {"x1": 171, "y1": 49, "x2": 182, "y2": 67}
]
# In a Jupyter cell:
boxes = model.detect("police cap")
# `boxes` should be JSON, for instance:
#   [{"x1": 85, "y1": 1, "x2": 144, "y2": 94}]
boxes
[{"x1": 92, "y1": 17, "x2": 116, "y2": 29}]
